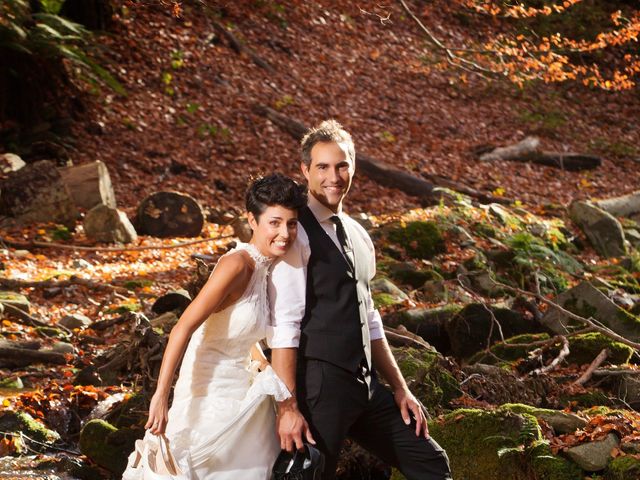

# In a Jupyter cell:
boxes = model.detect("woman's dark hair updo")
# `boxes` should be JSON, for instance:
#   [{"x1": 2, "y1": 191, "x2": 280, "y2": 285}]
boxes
[{"x1": 245, "y1": 173, "x2": 307, "y2": 220}]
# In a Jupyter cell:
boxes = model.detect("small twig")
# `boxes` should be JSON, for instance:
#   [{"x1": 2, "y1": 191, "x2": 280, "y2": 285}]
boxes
[
  {"x1": 0, "y1": 276, "x2": 130, "y2": 295},
  {"x1": 1, "y1": 303, "x2": 48, "y2": 328},
  {"x1": 0, "y1": 431, "x2": 79, "y2": 455},
  {"x1": 359, "y1": 5, "x2": 392, "y2": 25},
  {"x1": 531, "y1": 335, "x2": 569, "y2": 376},
  {"x1": 0, "y1": 234, "x2": 231, "y2": 252},
  {"x1": 592, "y1": 368, "x2": 640, "y2": 377},
  {"x1": 573, "y1": 348, "x2": 609, "y2": 386}
]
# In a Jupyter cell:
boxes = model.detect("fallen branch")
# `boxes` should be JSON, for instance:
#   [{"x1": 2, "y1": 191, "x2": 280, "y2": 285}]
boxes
[
  {"x1": 573, "y1": 348, "x2": 609, "y2": 386},
  {"x1": 253, "y1": 105, "x2": 511, "y2": 204},
  {"x1": 0, "y1": 347, "x2": 67, "y2": 365},
  {"x1": 479, "y1": 136, "x2": 602, "y2": 171},
  {"x1": 0, "y1": 276, "x2": 130, "y2": 295},
  {"x1": 492, "y1": 279, "x2": 640, "y2": 351},
  {"x1": 211, "y1": 21, "x2": 275, "y2": 74},
  {"x1": 384, "y1": 325, "x2": 432, "y2": 349},
  {"x1": 592, "y1": 368, "x2": 640, "y2": 377},
  {"x1": 531, "y1": 335, "x2": 569, "y2": 376},
  {"x1": 0, "y1": 234, "x2": 231, "y2": 252},
  {"x1": 1, "y1": 303, "x2": 48, "y2": 328}
]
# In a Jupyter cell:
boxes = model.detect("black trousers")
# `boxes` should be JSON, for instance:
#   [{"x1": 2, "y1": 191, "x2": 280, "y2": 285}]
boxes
[{"x1": 297, "y1": 359, "x2": 452, "y2": 480}]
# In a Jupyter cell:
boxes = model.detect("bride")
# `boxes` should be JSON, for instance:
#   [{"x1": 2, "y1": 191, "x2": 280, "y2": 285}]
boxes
[{"x1": 123, "y1": 173, "x2": 307, "y2": 479}]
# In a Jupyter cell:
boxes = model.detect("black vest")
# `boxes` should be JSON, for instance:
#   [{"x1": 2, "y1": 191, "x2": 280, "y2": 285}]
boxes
[{"x1": 298, "y1": 207, "x2": 365, "y2": 371}]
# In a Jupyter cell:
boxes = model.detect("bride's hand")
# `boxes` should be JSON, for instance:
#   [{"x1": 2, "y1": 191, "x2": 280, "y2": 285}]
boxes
[{"x1": 145, "y1": 392, "x2": 169, "y2": 435}]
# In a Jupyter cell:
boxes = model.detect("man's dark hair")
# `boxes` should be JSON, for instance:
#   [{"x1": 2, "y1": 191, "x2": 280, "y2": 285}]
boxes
[
  {"x1": 246, "y1": 173, "x2": 307, "y2": 219},
  {"x1": 300, "y1": 119, "x2": 355, "y2": 167}
]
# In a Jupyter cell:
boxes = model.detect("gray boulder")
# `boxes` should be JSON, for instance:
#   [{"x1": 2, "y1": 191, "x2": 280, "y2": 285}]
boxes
[
  {"x1": 371, "y1": 277, "x2": 409, "y2": 303},
  {"x1": 0, "y1": 291, "x2": 30, "y2": 313},
  {"x1": 565, "y1": 433, "x2": 619, "y2": 471},
  {"x1": 58, "y1": 313, "x2": 92, "y2": 329},
  {"x1": 84, "y1": 204, "x2": 137, "y2": 243},
  {"x1": 540, "y1": 281, "x2": 640, "y2": 342},
  {"x1": 569, "y1": 201, "x2": 626, "y2": 258}
]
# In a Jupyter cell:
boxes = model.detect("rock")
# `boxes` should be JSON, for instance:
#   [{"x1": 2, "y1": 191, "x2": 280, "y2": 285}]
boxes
[
  {"x1": 135, "y1": 191, "x2": 204, "y2": 238},
  {"x1": 58, "y1": 160, "x2": 117, "y2": 210},
  {"x1": 0, "y1": 160, "x2": 78, "y2": 227},
  {"x1": 500, "y1": 403, "x2": 587, "y2": 434},
  {"x1": 565, "y1": 433, "x2": 619, "y2": 471},
  {"x1": 428, "y1": 408, "x2": 550, "y2": 480},
  {"x1": 79, "y1": 419, "x2": 140, "y2": 474},
  {"x1": 605, "y1": 456, "x2": 640, "y2": 480},
  {"x1": 0, "y1": 410, "x2": 60, "y2": 444},
  {"x1": 540, "y1": 281, "x2": 640, "y2": 342},
  {"x1": 393, "y1": 347, "x2": 461, "y2": 413},
  {"x1": 614, "y1": 374, "x2": 640, "y2": 409},
  {"x1": 527, "y1": 440, "x2": 584, "y2": 480},
  {"x1": 0, "y1": 291, "x2": 30, "y2": 313},
  {"x1": 566, "y1": 332, "x2": 634, "y2": 365},
  {"x1": 383, "y1": 259, "x2": 439, "y2": 288},
  {"x1": 569, "y1": 201, "x2": 626, "y2": 258},
  {"x1": 49, "y1": 341, "x2": 75, "y2": 354},
  {"x1": 385, "y1": 221, "x2": 446, "y2": 259},
  {"x1": 446, "y1": 303, "x2": 542, "y2": 359},
  {"x1": 371, "y1": 277, "x2": 408, "y2": 305},
  {"x1": 83, "y1": 204, "x2": 137, "y2": 244},
  {"x1": 621, "y1": 440, "x2": 640, "y2": 455},
  {"x1": 385, "y1": 305, "x2": 460, "y2": 354},
  {"x1": 0, "y1": 153, "x2": 26, "y2": 173},
  {"x1": 151, "y1": 289, "x2": 191, "y2": 316},
  {"x1": 0, "y1": 376, "x2": 23, "y2": 389},
  {"x1": 58, "y1": 313, "x2": 92, "y2": 329},
  {"x1": 625, "y1": 228, "x2": 640, "y2": 248}
]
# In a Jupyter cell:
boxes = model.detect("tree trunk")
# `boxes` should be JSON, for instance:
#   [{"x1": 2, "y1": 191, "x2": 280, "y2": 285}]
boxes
[
  {"x1": 253, "y1": 105, "x2": 511, "y2": 204},
  {"x1": 59, "y1": 161, "x2": 117, "y2": 210},
  {"x1": 60, "y1": 0, "x2": 114, "y2": 31}
]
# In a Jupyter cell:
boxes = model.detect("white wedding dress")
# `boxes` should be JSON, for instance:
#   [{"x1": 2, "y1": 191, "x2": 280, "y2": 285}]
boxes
[{"x1": 123, "y1": 243, "x2": 290, "y2": 480}]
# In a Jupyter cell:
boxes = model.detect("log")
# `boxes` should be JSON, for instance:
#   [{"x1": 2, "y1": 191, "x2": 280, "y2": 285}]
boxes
[
  {"x1": 0, "y1": 160, "x2": 78, "y2": 226},
  {"x1": 253, "y1": 105, "x2": 511, "y2": 204},
  {"x1": 594, "y1": 190, "x2": 640, "y2": 220},
  {"x1": 0, "y1": 347, "x2": 67, "y2": 366},
  {"x1": 479, "y1": 136, "x2": 602, "y2": 171},
  {"x1": 135, "y1": 191, "x2": 204, "y2": 238},
  {"x1": 59, "y1": 161, "x2": 117, "y2": 210},
  {"x1": 212, "y1": 21, "x2": 275, "y2": 74}
]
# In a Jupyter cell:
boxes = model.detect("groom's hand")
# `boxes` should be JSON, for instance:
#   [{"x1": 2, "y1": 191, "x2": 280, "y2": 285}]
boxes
[
  {"x1": 276, "y1": 397, "x2": 315, "y2": 452},
  {"x1": 394, "y1": 387, "x2": 430, "y2": 438}
]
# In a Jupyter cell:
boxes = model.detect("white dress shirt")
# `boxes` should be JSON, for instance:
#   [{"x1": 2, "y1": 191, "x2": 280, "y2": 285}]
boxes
[{"x1": 268, "y1": 195, "x2": 384, "y2": 348}]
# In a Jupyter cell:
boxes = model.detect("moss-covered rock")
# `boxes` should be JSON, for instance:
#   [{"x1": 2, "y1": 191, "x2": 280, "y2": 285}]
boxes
[
  {"x1": 0, "y1": 291, "x2": 30, "y2": 312},
  {"x1": 499, "y1": 403, "x2": 587, "y2": 434},
  {"x1": 385, "y1": 305, "x2": 460, "y2": 354},
  {"x1": 79, "y1": 419, "x2": 140, "y2": 474},
  {"x1": 393, "y1": 347, "x2": 461, "y2": 413},
  {"x1": 377, "y1": 256, "x2": 438, "y2": 288},
  {"x1": 428, "y1": 408, "x2": 541, "y2": 480},
  {"x1": 386, "y1": 221, "x2": 446, "y2": 260},
  {"x1": 527, "y1": 440, "x2": 584, "y2": 480},
  {"x1": 605, "y1": 456, "x2": 640, "y2": 479},
  {"x1": 0, "y1": 410, "x2": 60, "y2": 445},
  {"x1": 446, "y1": 304, "x2": 542, "y2": 359},
  {"x1": 470, "y1": 333, "x2": 552, "y2": 364},
  {"x1": 566, "y1": 333, "x2": 634, "y2": 365}
]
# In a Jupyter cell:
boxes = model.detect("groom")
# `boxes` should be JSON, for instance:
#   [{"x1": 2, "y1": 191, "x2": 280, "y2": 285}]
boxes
[{"x1": 269, "y1": 120, "x2": 451, "y2": 480}]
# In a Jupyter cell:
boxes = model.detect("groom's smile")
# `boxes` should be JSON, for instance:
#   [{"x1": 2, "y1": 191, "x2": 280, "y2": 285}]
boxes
[{"x1": 302, "y1": 141, "x2": 354, "y2": 213}]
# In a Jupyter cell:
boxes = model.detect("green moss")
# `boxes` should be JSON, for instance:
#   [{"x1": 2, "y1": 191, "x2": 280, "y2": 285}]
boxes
[
  {"x1": 373, "y1": 292, "x2": 400, "y2": 308},
  {"x1": 471, "y1": 333, "x2": 551, "y2": 364},
  {"x1": 377, "y1": 256, "x2": 438, "y2": 288},
  {"x1": 393, "y1": 348, "x2": 461, "y2": 413},
  {"x1": 528, "y1": 440, "x2": 583, "y2": 480},
  {"x1": 566, "y1": 333, "x2": 634, "y2": 365},
  {"x1": 428, "y1": 408, "x2": 541, "y2": 480},
  {"x1": 387, "y1": 221, "x2": 445, "y2": 259},
  {"x1": 604, "y1": 456, "x2": 640, "y2": 480},
  {"x1": 0, "y1": 410, "x2": 60, "y2": 444},
  {"x1": 79, "y1": 420, "x2": 140, "y2": 474}
]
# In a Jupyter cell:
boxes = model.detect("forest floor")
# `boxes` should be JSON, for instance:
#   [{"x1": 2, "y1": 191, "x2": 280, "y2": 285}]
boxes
[{"x1": 61, "y1": 0, "x2": 640, "y2": 217}]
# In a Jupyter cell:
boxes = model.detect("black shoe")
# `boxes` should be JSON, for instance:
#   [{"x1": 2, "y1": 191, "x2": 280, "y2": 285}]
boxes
[{"x1": 271, "y1": 444, "x2": 325, "y2": 480}]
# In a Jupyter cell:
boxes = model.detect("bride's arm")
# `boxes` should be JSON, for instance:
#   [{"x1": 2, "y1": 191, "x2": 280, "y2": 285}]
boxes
[{"x1": 146, "y1": 253, "x2": 252, "y2": 434}]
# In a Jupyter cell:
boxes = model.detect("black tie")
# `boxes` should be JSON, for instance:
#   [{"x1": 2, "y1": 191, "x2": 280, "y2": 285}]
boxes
[{"x1": 330, "y1": 215, "x2": 354, "y2": 271}]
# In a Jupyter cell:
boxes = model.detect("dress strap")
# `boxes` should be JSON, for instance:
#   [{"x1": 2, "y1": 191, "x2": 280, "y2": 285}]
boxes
[{"x1": 234, "y1": 242, "x2": 273, "y2": 267}]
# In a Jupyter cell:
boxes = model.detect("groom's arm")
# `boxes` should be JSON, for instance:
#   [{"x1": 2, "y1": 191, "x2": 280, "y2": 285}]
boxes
[{"x1": 268, "y1": 230, "x2": 315, "y2": 451}]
